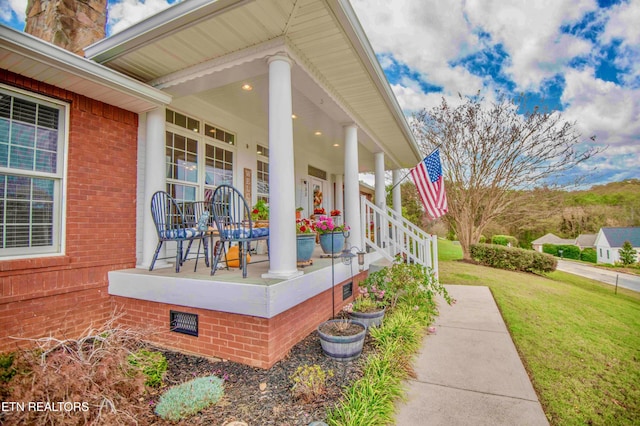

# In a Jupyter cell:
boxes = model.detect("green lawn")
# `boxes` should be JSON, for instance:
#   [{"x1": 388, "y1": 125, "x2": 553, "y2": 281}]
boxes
[{"x1": 436, "y1": 239, "x2": 640, "y2": 425}]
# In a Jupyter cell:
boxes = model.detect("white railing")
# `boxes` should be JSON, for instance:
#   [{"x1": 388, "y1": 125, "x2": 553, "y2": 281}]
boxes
[{"x1": 361, "y1": 196, "x2": 438, "y2": 275}]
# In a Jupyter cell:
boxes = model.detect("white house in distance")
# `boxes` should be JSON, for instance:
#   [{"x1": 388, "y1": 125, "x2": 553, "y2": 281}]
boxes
[{"x1": 594, "y1": 227, "x2": 640, "y2": 264}]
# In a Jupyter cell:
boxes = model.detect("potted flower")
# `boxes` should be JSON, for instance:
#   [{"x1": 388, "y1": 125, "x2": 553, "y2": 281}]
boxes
[
  {"x1": 315, "y1": 215, "x2": 349, "y2": 255},
  {"x1": 295, "y1": 206, "x2": 304, "y2": 220},
  {"x1": 343, "y1": 283, "x2": 388, "y2": 329},
  {"x1": 251, "y1": 199, "x2": 269, "y2": 226},
  {"x1": 317, "y1": 317, "x2": 366, "y2": 361},
  {"x1": 296, "y1": 218, "x2": 316, "y2": 263}
]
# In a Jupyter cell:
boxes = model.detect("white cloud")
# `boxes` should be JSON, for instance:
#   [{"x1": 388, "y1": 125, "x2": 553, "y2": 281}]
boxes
[
  {"x1": 601, "y1": 0, "x2": 640, "y2": 86},
  {"x1": 108, "y1": 0, "x2": 174, "y2": 35},
  {"x1": 463, "y1": 0, "x2": 596, "y2": 91},
  {"x1": 352, "y1": 0, "x2": 485, "y2": 96},
  {"x1": 0, "y1": 0, "x2": 27, "y2": 22},
  {"x1": 561, "y1": 67, "x2": 640, "y2": 150}
]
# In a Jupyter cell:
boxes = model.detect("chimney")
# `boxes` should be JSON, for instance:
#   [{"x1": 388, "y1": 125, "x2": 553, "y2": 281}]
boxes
[{"x1": 25, "y1": 0, "x2": 107, "y2": 56}]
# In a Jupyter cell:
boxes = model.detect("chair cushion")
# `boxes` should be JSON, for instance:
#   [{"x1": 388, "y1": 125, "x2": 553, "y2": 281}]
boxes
[
  {"x1": 196, "y1": 211, "x2": 210, "y2": 231},
  {"x1": 161, "y1": 228, "x2": 202, "y2": 239},
  {"x1": 221, "y1": 227, "x2": 269, "y2": 239}
]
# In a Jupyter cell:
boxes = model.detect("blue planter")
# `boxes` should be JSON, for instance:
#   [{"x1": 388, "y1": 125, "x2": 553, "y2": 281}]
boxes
[
  {"x1": 318, "y1": 232, "x2": 345, "y2": 255},
  {"x1": 296, "y1": 234, "x2": 316, "y2": 262}
]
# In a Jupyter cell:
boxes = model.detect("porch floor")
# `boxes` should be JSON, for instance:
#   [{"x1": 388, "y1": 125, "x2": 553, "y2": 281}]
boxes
[
  {"x1": 134, "y1": 244, "x2": 344, "y2": 285},
  {"x1": 109, "y1": 244, "x2": 380, "y2": 319}
]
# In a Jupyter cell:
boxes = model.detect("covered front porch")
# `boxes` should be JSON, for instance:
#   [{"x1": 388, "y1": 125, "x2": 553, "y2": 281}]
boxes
[{"x1": 85, "y1": 0, "x2": 425, "y2": 366}]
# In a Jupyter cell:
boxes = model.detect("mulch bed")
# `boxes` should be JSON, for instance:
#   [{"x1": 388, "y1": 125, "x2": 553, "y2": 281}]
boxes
[{"x1": 141, "y1": 331, "x2": 376, "y2": 425}]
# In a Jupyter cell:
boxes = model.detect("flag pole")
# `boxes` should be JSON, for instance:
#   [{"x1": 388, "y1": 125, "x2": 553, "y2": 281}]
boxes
[{"x1": 386, "y1": 144, "x2": 441, "y2": 194}]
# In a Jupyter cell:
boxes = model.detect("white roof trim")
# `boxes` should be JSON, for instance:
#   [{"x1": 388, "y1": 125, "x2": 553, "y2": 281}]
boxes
[{"x1": 1, "y1": 26, "x2": 171, "y2": 108}]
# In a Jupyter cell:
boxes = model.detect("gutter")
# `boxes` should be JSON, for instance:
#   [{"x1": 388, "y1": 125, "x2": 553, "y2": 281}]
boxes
[{"x1": 0, "y1": 26, "x2": 171, "y2": 108}]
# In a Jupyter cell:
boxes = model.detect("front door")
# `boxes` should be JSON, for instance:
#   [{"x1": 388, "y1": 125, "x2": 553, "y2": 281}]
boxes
[{"x1": 310, "y1": 178, "x2": 325, "y2": 214}]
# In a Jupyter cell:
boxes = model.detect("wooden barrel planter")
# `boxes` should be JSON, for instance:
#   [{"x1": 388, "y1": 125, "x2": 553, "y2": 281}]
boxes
[
  {"x1": 317, "y1": 319, "x2": 366, "y2": 361},
  {"x1": 349, "y1": 307, "x2": 386, "y2": 329}
]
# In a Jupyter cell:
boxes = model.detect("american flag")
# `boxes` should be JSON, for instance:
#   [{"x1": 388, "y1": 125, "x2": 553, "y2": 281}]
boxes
[{"x1": 410, "y1": 149, "x2": 448, "y2": 219}]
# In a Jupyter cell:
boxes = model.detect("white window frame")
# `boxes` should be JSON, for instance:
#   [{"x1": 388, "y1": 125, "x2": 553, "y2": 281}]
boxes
[
  {"x1": 256, "y1": 143, "x2": 269, "y2": 203},
  {"x1": 165, "y1": 110, "x2": 236, "y2": 202},
  {"x1": 0, "y1": 84, "x2": 68, "y2": 259}
]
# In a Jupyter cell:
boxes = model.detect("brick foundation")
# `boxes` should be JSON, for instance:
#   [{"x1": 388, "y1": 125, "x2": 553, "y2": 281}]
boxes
[{"x1": 112, "y1": 271, "x2": 367, "y2": 368}]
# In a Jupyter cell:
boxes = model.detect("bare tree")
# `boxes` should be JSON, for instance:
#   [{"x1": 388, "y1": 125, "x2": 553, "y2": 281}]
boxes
[{"x1": 412, "y1": 94, "x2": 604, "y2": 259}]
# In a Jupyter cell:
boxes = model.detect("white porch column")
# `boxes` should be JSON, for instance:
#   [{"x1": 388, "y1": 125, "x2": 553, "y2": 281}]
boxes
[
  {"x1": 139, "y1": 107, "x2": 167, "y2": 269},
  {"x1": 263, "y1": 54, "x2": 302, "y2": 279},
  {"x1": 374, "y1": 152, "x2": 386, "y2": 209},
  {"x1": 335, "y1": 173, "x2": 344, "y2": 215},
  {"x1": 343, "y1": 123, "x2": 362, "y2": 249},
  {"x1": 392, "y1": 169, "x2": 402, "y2": 215}
]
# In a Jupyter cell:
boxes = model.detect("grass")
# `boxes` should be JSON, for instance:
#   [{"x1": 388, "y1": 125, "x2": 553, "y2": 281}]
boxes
[{"x1": 437, "y1": 239, "x2": 640, "y2": 425}]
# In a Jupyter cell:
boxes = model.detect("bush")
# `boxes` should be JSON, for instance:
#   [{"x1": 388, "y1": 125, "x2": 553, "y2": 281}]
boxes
[
  {"x1": 127, "y1": 349, "x2": 167, "y2": 388},
  {"x1": 542, "y1": 244, "x2": 581, "y2": 260},
  {"x1": 290, "y1": 364, "x2": 333, "y2": 403},
  {"x1": 542, "y1": 244, "x2": 558, "y2": 256},
  {"x1": 155, "y1": 376, "x2": 224, "y2": 422},
  {"x1": 2, "y1": 317, "x2": 150, "y2": 425},
  {"x1": 555, "y1": 244, "x2": 581, "y2": 260},
  {"x1": 491, "y1": 235, "x2": 518, "y2": 247},
  {"x1": 580, "y1": 247, "x2": 597, "y2": 263},
  {"x1": 470, "y1": 244, "x2": 556, "y2": 273},
  {"x1": 619, "y1": 241, "x2": 638, "y2": 265}
]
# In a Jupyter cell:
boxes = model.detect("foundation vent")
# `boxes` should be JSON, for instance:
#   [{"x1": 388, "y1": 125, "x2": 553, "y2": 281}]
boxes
[{"x1": 170, "y1": 311, "x2": 198, "y2": 336}]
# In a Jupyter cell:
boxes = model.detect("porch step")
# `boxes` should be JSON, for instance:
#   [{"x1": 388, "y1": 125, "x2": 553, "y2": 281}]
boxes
[{"x1": 369, "y1": 257, "x2": 393, "y2": 274}]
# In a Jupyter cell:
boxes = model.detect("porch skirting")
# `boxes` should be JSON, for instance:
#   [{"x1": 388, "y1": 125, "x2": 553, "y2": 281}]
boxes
[{"x1": 110, "y1": 271, "x2": 367, "y2": 368}]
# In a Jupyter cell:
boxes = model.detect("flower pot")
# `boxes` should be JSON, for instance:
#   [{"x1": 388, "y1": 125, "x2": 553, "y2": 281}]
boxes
[
  {"x1": 296, "y1": 233, "x2": 315, "y2": 262},
  {"x1": 318, "y1": 232, "x2": 345, "y2": 255},
  {"x1": 317, "y1": 319, "x2": 366, "y2": 361},
  {"x1": 349, "y1": 307, "x2": 386, "y2": 329}
]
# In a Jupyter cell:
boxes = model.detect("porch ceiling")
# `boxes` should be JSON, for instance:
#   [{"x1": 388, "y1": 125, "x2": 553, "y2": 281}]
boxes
[{"x1": 84, "y1": 0, "x2": 422, "y2": 170}]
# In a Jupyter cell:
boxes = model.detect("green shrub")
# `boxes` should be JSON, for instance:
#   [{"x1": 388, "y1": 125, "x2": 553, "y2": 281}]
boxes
[
  {"x1": 554, "y1": 244, "x2": 581, "y2": 260},
  {"x1": 290, "y1": 364, "x2": 333, "y2": 403},
  {"x1": 580, "y1": 247, "x2": 597, "y2": 263},
  {"x1": 155, "y1": 376, "x2": 224, "y2": 421},
  {"x1": 127, "y1": 349, "x2": 167, "y2": 388},
  {"x1": 491, "y1": 235, "x2": 518, "y2": 247},
  {"x1": 542, "y1": 244, "x2": 558, "y2": 256},
  {"x1": 470, "y1": 244, "x2": 556, "y2": 273}
]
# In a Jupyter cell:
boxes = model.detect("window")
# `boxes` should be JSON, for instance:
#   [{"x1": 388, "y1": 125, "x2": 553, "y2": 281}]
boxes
[
  {"x1": 256, "y1": 144, "x2": 269, "y2": 202},
  {"x1": 308, "y1": 165, "x2": 327, "y2": 180},
  {"x1": 165, "y1": 110, "x2": 235, "y2": 202},
  {"x1": 0, "y1": 87, "x2": 66, "y2": 258}
]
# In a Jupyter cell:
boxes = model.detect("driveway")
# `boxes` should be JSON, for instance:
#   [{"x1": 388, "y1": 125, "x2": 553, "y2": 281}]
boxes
[{"x1": 556, "y1": 259, "x2": 640, "y2": 292}]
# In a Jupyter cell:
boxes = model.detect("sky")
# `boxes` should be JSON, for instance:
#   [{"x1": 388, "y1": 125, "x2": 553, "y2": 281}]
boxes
[{"x1": 1, "y1": 0, "x2": 638, "y2": 188}]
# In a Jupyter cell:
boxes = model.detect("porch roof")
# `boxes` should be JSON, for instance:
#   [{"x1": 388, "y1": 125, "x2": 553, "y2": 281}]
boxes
[
  {"x1": 0, "y1": 26, "x2": 171, "y2": 113},
  {"x1": 84, "y1": 0, "x2": 422, "y2": 170}
]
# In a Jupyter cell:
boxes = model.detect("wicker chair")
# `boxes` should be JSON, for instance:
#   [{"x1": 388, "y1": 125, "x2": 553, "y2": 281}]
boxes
[
  {"x1": 210, "y1": 185, "x2": 269, "y2": 278},
  {"x1": 149, "y1": 191, "x2": 208, "y2": 273}
]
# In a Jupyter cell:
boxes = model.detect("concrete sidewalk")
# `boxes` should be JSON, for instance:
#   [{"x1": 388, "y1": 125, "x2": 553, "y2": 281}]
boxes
[{"x1": 395, "y1": 285, "x2": 549, "y2": 426}]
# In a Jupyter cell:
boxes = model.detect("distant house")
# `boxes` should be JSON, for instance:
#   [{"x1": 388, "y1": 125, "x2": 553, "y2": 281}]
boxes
[
  {"x1": 594, "y1": 227, "x2": 640, "y2": 264},
  {"x1": 575, "y1": 234, "x2": 597, "y2": 250},
  {"x1": 531, "y1": 233, "x2": 576, "y2": 253}
]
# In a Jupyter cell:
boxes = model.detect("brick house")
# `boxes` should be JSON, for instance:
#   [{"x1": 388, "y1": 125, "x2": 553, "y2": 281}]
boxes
[{"x1": 1, "y1": 0, "x2": 434, "y2": 368}]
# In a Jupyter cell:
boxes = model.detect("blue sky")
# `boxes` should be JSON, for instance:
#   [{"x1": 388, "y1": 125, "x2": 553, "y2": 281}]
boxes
[{"x1": 2, "y1": 0, "x2": 638, "y2": 188}]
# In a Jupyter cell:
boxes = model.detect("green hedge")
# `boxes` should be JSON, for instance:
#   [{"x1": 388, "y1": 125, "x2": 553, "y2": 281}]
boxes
[
  {"x1": 470, "y1": 244, "x2": 557, "y2": 273},
  {"x1": 542, "y1": 244, "x2": 581, "y2": 260},
  {"x1": 580, "y1": 247, "x2": 597, "y2": 263},
  {"x1": 491, "y1": 235, "x2": 518, "y2": 247}
]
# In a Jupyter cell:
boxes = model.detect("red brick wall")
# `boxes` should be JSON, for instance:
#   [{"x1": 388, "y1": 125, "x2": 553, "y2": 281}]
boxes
[
  {"x1": 112, "y1": 272, "x2": 367, "y2": 369},
  {"x1": 0, "y1": 70, "x2": 139, "y2": 352}
]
